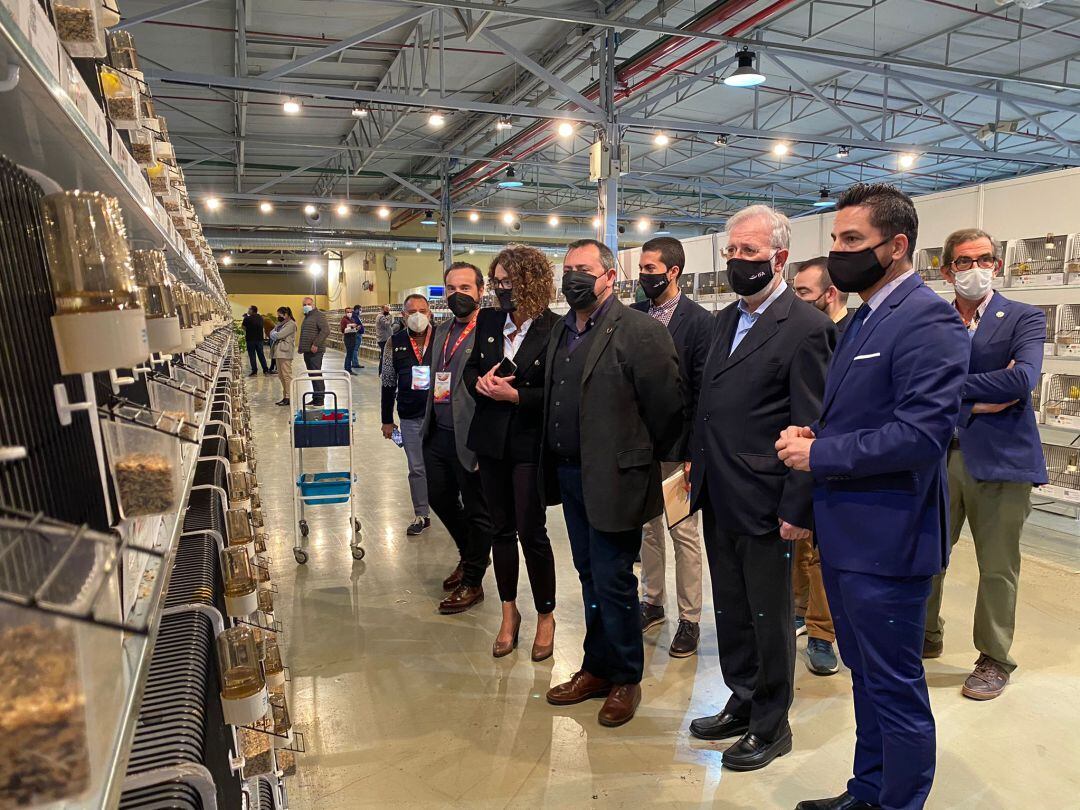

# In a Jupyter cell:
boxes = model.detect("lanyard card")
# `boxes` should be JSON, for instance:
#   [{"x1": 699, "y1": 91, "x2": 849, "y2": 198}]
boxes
[
  {"x1": 412, "y1": 365, "x2": 431, "y2": 391},
  {"x1": 434, "y1": 371, "x2": 452, "y2": 403}
]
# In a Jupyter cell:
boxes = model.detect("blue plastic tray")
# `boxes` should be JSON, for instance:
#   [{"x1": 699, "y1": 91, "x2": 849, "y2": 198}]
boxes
[
  {"x1": 297, "y1": 472, "x2": 352, "y2": 505},
  {"x1": 293, "y1": 408, "x2": 351, "y2": 448}
]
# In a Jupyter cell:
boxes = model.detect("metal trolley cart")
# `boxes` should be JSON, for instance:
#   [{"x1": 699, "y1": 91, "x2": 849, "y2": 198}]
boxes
[{"x1": 290, "y1": 368, "x2": 364, "y2": 564}]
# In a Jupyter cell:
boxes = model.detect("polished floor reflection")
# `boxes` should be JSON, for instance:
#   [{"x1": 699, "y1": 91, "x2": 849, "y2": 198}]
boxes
[{"x1": 245, "y1": 353, "x2": 1080, "y2": 809}]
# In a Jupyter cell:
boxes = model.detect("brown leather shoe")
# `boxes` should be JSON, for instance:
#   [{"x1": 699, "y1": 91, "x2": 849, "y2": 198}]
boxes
[
  {"x1": 962, "y1": 654, "x2": 1009, "y2": 700},
  {"x1": 442, "y1": 563, "x2": 464, "y2": 592},
  {"x1": 598, "y1": 683, "x2": 642, "y2": 727},
  {"x1": 546, "y1": 670, "x2": 612, "y2": 705},
  {"x1": 439, "y1": 584, "x2": 483, "y2": 615}
]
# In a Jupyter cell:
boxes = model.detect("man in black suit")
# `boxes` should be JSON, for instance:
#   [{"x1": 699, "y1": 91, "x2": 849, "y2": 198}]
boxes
[
  {"x1": 688, "y1": 206, "x2": 834, "y2": 771},
  {"x1": 632, "y1": 236, "x2": 714, "y2": 658},
  {"x1": 794, "y1": 257, "x2": 854, "y2": 336},
  {"x1": 544, "y1": 239, "x2": 683, "y2": 728}
]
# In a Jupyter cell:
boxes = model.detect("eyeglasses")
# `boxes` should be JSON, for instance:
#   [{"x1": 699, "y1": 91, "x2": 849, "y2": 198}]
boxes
[
  {"x1": 492, "y1": 279, "x2": 513, "y2": 291},
  {"x1": 950, "y1": 255, "x2": 998, "y2": 271},
  {"x1": 722, "y1": 244, "x2": 770, "y2": 260}
]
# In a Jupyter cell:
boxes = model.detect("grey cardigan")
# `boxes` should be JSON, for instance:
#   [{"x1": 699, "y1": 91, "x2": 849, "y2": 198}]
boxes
[{"x1": 269, "y1": 318, "x2": 297, "y2": 359}]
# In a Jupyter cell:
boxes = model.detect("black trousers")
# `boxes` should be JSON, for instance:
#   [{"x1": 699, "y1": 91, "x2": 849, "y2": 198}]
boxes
[
  {"x1": 423, "y1": 427, "x2": 493, "y2": 587},
  {"x1": 247, "y1": 339, "x2": 269, "y2": 373},
  {"x1": 302, "y1": 351, "x2": 325, "y2": 406},
  {"x1": 477, "y1": 455, "x2": 555, "y2": 613},
  {"x1": 558, "y1": 463, "x2": 643, "y2": 685},
  {"x1": 702, "y1": 505, "x2": 795, "y2": 741}
]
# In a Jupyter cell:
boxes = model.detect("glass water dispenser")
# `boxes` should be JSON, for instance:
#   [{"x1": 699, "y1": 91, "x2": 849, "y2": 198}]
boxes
[
  {"x1": 131, "y1": 249, "x2": 182, "y2": 354},
  {"x1": 215, "y1": 626, "x2": 268, "y2": 726}
]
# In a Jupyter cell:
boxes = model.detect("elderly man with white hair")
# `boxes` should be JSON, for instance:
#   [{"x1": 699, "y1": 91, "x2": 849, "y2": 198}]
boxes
[{"x1": 687, "y1": 204, "x2": 835, "y2": 771}]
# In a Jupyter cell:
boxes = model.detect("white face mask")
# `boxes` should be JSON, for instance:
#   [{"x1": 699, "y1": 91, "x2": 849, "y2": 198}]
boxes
[
  {"x1": 407, "y1": 312, "x2": 430, "y2": 333},
  {"x1": 302, "y1": 304, "x2": 313, "y2": 314},
  {"x1": 953, "y1": 267, "x2": 993, "y2": 301}
]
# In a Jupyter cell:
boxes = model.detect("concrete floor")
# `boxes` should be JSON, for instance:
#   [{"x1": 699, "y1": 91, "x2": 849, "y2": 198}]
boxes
[{"x1": 246, "y1": 352, "x2": 1080, "y2": 809}]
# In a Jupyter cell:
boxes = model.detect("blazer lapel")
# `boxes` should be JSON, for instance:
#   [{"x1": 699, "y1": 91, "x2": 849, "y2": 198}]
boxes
[
  {"x1": 705, "y1": 303, "x2": 740, "y2": 381},
  {"x1": 582, "y1": 300, "x2": 623, "y2": 384},
  {"x1": 667, "y1": 297, "x2": 689, "y2": 341},
  {"x1": 970, "y1": 291, "x2": 1007, "y2": 353},
  {"x1": 512, "y1": 309, "x2": 555, "y2": 373},
  {"x1": 716, "y1": 287, "x2": 792, "y2": 376}
]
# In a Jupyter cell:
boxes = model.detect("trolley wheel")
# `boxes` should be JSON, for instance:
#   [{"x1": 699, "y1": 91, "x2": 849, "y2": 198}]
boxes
[
  {"x1": 293, "y1": 548, "x2": 309, "y2": 565},
  {"x1": 299, "y1": 520, "x2": 309, "y2": 537},
  {"x1": 351, "y1": 545, "x2": 366, "y2": 561},
  {"x1": 353, "y1": 518, "x2": 362, "y2": 534}
]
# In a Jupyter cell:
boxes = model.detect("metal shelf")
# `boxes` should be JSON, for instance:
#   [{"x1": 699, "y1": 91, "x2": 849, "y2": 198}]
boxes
[{"x1": 0, "y1": 4, "x2": 213, "y2": 294}]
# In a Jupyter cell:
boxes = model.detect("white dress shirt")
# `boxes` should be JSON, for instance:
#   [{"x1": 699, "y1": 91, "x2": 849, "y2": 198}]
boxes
[
  {"x1": 503, "y1": 314, "x2": 533, "y2": 360},
  {"x1": 865, "y1": 269, "x2": 917, "y2": 319}
]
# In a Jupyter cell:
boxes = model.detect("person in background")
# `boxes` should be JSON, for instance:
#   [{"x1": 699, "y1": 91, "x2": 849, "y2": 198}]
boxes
[
  {"x1": 688, "y1": 206, "x2": 833, "y2": 771},
  {"x1": 777, "y1": 183, "x2": 969, "y2": 810},
  {"x1": 262, "y1": 311, "x2": 277, "y2": 373},
  {"x1": 922, "y1": 227, "x2": 1047, "y2": 700},
  {"x1": 381, "y1": 294, "x2": 434, "y2": 537},
  {"x1": 464, "y1": 245, "x2": 560, "y2": 661},
  {"x1": 298, "y1": 296, "x2": 330, "y2": 407},
  {"x1": 794, "y1": 257, "x2": 854, "y2": 336},
  {"x1": 376, "y1": 305, "x2": 394, "y2": 360},
  {"x1": 543, "y1": 239, "x2": 683, "y2": 728},
  {"x1": 422, "y1": 263, "x2": 494, "y2": 615},
  {"x1": 243, "y1": 305, "x2": 271, "y2": 377},
  {"x1": 268, "y1": 307, "x2": 296, "y2": 406},
  {"x1": 789, "y1": 257, "x2": 848, "y2": 677},
  {"x1": 632, "y1": 236, "x2": 713, "y2": 659},
  {"x1": 341, "y1": 304, "x2": 365, "y2": 374}
]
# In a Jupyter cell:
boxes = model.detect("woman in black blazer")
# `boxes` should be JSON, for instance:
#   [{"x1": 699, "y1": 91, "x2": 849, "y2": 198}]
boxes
[{"x1": 465, "y1": 245, "x2": 560, "y2": 661}]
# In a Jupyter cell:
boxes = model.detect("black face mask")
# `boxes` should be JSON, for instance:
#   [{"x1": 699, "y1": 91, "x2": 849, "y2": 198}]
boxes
[
  {"x1": 638, "y1": 273, "x2": 670, "y2": 301},
  {"x1": 277, "y1": 315, "x2": 285, "y2": 322},
  {"x1": 828, "y1": 238, "x2": 894, "y2": 293},
  {"x1": 562, "y1": 270, "x2": 601, "y2": 310},
  {"x1": 447, "y1": 292, "x2": 478, "y2": 318},
  {"x1": 726, "y1": 257, "x2": 775, "y2": 296},
  {"x1": 495, "y1": 289, "x2": 515, "y2": 312}
]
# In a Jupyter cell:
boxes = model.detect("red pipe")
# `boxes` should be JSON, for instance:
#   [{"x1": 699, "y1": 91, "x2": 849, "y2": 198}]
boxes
[{"x1": 394, "y1": 0, "x2": 798, "y2": 227}]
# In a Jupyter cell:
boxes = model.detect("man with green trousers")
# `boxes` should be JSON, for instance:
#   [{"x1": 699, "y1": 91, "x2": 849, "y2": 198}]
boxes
[{"x1": 923, "y1": 227, "x2": 1048, "y2": 700}]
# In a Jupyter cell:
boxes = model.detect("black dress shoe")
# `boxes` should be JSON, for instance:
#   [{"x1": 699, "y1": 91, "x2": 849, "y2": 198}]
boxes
[
  {"x1": 688, "y1": 712, "x2": 749, "y2": 741},
  {"x1": 722, "y1": 729, "x2": 792, "y2": 771},
  {"x1": 795, "y1": 792, "x2": 880, "y2": 810}
]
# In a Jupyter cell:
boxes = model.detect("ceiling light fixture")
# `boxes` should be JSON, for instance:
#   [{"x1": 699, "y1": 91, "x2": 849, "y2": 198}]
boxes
[
  {"x1": 898, "y1": 152, "x2": 916, "y2": 170},
  {"x1": 428, "y1": 111, "x2": 445, "y2": 128},
  {"x1": 654, "y1": 132, "x2": 670, "y2": 147},
  {"x1": 221, "y1": 255, "x2": 232, "y2": 266},
  {"x1": 420, "y1": 210, "x2": 437, "y2": 225},
  {"x1": 304, "y1": 204, "x2": 317, "y2": 216},
  {"x1": 497, "y1": 166, "x2": 523, "y2": 188},
  {"x1": 548, "y1": 215, "x2": 560, "y2": 227},
  {"x1": 377, "y1": 206, "x2": 390, "y2": 219},
  {"x1": 336, "y1": 203, "x2": 349, "y2": 216},
  {"x1": 501, "y1": 210, "x2": 516, "y2": 225},
  {"x1": 636, "y1": 218, "x2": 651, "y2": 233},
  {"x1": 308, "y1": 261, "x2": 322, "y2": 276},
  {"x1": 468, "y1": 211, "x2": 479, "y2": 223},
  {"x1": 655, "y1": 221, "x2": 671, "y2": 235},
  {"x1": 282, "y1": 97, "x2": 301, "y2": 114},
  {"x1": 415, "y1": 246, "x2": 423, "y2": 253},
  {"x1": 591, "y1": 216, "x2": 601, "y2": 228},
  {"x1": 772, "y1": 141, "x2": 790, "y2": 157},
  {"x1": 837, "y1": 145, "x2": 850, "y2": 158},
  {"x1": 714, "y1": 134, "x2": 729, "y2": 147},
  {"x1": 259, "y1": 201, "x2": 273, "y2": 213},
  {"x1": 266, "y1": 259, "x2": 273, "y2": 265},
  {"x1": 468, "y1": 248, "x2": 475, "y2": 255},
  {"x1": 557, "y1": 120, "x2": 575, "y2": 138},
  {"x1": 724, "y1": 50, "x2": 766, "y2": 88},
  {"x1": 351, "y1": 103, "x2": 368, "y2": 118},
  {"x1": 205, "y1": 197, "x2": 221, "y2": 211},
  {"x1": 496, "y1": 116, "x2": 513, "y2": 131},
  {"x1": 813, "y1": 187, "x2": 835, "y2": 208},
  {"x1": 345, "y1": 240, "x2": 353, "y2": 246}
]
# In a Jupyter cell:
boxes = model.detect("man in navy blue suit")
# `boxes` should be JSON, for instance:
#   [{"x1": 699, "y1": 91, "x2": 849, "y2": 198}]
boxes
[
  {"x1": 776, "y1": 184, "x2": 970, "y2": 810},
  {"x1": 923, "y1": 228, "x2": 1047, "y2": 700}
]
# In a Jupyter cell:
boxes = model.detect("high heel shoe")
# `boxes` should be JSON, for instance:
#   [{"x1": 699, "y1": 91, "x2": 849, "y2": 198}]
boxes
[
  {"x1": 492, "y1": 614, "x2": 521, "y2": 658},
  {"x1": 532, "y1": 619, "x2": 556, "y2": 662}
]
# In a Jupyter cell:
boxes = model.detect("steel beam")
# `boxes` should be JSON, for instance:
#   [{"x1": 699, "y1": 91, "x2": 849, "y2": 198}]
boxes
[
  {"x1": 381, "y1": 170, "x2": 440, "y2": 205},
  {"x1": 619, "y1": 56, "x2": 737, "y2": 118},
  {"x1": 1001, "y1": 100, "x2": 1080, "y2": 159},
  {"x1": 111, "y1": 0, "x2": 214, "y2": 30},
  {"x1": 259, "y1": 8, "x2": 432, "y2": 81},
  {"x1": 766, "y1": 53, "x2": 877, "y2": 141},
  {"x1": 890, "y1": 79, "x2": 991, "y2": 153}
]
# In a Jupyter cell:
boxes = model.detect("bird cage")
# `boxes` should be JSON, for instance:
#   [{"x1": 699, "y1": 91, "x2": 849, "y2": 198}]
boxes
[
  {"x1": 698, "y1": 271, "x2": 718, "y2": 299},
  {"x1": 1036, "y1": 304, "x2": 1058, "y2": 356},
  {"x1": 1006, "y1": 233, "x2": 1067, "y2": 287},
  {"x1": 1055, "y1": 304, "x2": 1080, "y2": 356},
  {"x1": 1032, "y1": 373, "x2": 1046, "y2": 425},
  {"x1": 915, "y1": 247, "x2": 949, "y2": 291},
  {"x1": 1037, "y1": 443, "x2": 1080, "y2": 503},
  {"x1": 1065, "y1": 233, "x2": 1080, "y2": 284},
  {"x1": 679, "y1": 272, "x2": 697, "y2": 298},
  {"x1": 1044, "y1": 374, "x2": 1080, "y2": 428}
]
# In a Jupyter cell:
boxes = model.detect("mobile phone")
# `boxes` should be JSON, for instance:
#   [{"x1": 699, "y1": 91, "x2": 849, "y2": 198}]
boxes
[{"x1": 495, "y1": 357, "x2": 518, "y2": 378}]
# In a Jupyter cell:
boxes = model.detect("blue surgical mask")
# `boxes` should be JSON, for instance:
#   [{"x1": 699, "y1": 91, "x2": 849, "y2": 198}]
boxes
[{"x1": 302, "y1": 304, "x2": 313, "y2": 314}]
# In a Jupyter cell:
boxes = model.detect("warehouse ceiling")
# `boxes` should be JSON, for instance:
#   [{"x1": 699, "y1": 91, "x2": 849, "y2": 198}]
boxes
[{"x1": 122, "y1": 0, "x2": 1080, "y2": 260}]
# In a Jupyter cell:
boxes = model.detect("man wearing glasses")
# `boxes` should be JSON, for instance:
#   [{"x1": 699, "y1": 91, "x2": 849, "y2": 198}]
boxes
[
  {"x1": 688, "y1": 206, "x2": 833, "y2": 770},
  {"x1": 922, "y1": 228, "x2": 1047, "y2": 700}
]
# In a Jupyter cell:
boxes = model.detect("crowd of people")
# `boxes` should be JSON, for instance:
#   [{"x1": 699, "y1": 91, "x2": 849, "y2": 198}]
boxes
[{"x1": 254, "y1": 180, "x2": 1044, "y2": 810}]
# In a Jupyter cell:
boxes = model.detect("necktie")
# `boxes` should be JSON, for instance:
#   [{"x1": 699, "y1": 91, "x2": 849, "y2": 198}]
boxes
[{"x1": 843, "y1": 303, "x2": 871, "y2": 346}]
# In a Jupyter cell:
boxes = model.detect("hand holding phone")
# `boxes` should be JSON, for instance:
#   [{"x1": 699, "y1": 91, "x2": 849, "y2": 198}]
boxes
[{"x1": 495, "y1": 357, "x2": 517, "y2": 378}]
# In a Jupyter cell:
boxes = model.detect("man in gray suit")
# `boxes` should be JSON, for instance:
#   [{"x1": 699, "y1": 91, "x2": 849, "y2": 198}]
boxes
[
  {"x1": 423, "y1": 262, "x2": 494, "y2": 614},
  {"x1": 544, "y1": 239, "x2": 684, "y2": 727}
]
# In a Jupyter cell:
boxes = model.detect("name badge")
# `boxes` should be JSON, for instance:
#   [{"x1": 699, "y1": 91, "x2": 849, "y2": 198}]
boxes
[
  {"x1": 412, "y1": 365, "x2": 431, "y2": 391},
  {"x1": 434, "y1": 371, "x2": 452, "y2": 403}
]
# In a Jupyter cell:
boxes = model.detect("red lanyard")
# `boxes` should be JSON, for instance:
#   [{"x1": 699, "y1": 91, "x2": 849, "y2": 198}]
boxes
[
  {"x1": 409, "y1": 330, "x2": 430, "y2": 364},
  {"x1": 441, "y1": 319, "x2": 476, "y2": 370}
]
